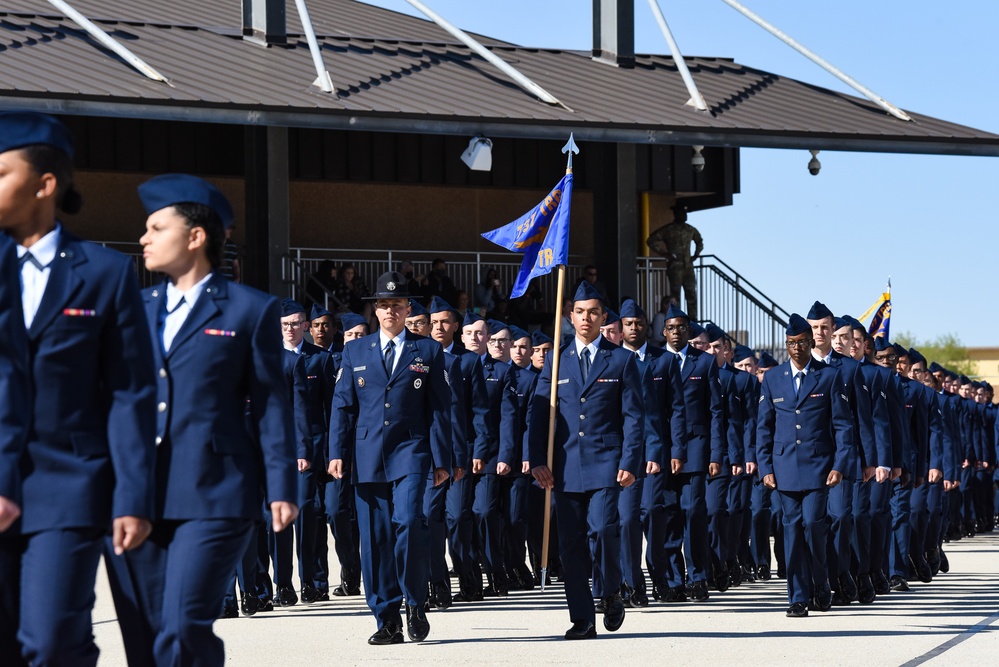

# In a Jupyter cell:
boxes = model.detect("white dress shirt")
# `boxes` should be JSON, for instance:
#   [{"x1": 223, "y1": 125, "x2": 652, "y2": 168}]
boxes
[
  {"x1": 574, "y1": 334, "x2": 603, "y2": 364},
  {"x1": 17, "y1": 224, "x2": 60, "y2": 329},
  {"x1": 379, "y1": 329, "x2": 406, "y2": 375},
  {"x1": 163, "y1": 273, "x2": 213, "y2": 352}
]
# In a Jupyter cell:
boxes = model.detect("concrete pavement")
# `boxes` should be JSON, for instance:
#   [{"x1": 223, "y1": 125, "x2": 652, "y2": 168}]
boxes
[{"x1": 91, "y1": 532, "x2": 999, "y2": 666}]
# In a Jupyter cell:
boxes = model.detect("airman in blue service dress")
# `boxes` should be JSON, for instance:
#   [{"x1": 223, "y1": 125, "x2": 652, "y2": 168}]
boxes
[
  {"x1": 529, "y1": 281, "x2": 644, "y2": 640},
  {"x1": 106, "y1": 174, "x2": 298, "y2": 666},
  {"x1": 0, "y1": 233, "x2": 28, "y2": 539},
  {"x1": 0, "y1": 112, "x2": 158, "y2": 667},
  {"x1": 328, "y1": 271, "x2": 452, "y2": 645},
  {"x1": 756, "y1": 314, "x2": 854, "y2": 617}
]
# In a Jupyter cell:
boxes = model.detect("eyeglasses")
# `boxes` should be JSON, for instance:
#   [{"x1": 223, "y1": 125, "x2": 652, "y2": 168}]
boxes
[
  {"x1": 281, "y1": 321, "x2": 305, "y2": 330},
  {"x1": 786, "y1": 339, "x2": 811, "y2": 349},
  {"x1": 488, "y1": 338, "x2": 511, "y2": 346},
  {"x1": 664, "y1": 324, "x2": 688, "y2": 333}
]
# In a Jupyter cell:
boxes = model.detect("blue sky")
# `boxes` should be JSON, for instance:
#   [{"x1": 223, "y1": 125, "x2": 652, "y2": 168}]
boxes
[{"x1": 364, "y1": 1, "x2": 999, "y2": 346}]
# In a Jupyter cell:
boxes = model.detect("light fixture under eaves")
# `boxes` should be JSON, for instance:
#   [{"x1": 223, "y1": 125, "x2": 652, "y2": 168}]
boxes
[{"x1": 461, "y1": 136, "x2": 493, "y2": 172}]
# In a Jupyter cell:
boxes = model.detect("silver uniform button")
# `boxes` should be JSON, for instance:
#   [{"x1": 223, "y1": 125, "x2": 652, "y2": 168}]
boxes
[
  {"x1": 159, "y1": 368, "x2": 167, "y2": 378},
  {"x1": 155, "y1": 436, "x2": 162, "y2": 445},
  {"x1": 796, "y1": 424, "x2": 801, "y2": 430},
  {"x1": 796, "y1": 409, "x2": 801, "y2": 414},
  {"x1": 580, "y1": 415, "x2": 586, "y2": 420},
  {"x1": 580, "y1": 397, "x2": 586, "y2": 403},
  {"x1": 796, "y1": 440, "x2": 801, "y2": 444},
  {"x1": 385, "y1": 403, "x2": 391, "y2": 409},
  {"x1": 158, "y1": 402, "x2": 167, "y2": 412},
  {"x1": 578, "y1": 431, "x2": 585, "y2": 437},
  {"x1": 384, "y1": 421, "x2": 390, "y2": 426}
]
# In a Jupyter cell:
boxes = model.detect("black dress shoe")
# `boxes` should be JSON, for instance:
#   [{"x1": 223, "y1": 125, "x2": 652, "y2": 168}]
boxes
[
  {"x1": 689, "y1": 581, "x2": 709, "y2": 602},
  {"x1": 776, "y1": 566, "x2": 786, "y2": 580},
  {"x1": 405, "y1": 604, "x2": 430, "y2": 642},
  {"x1": 602, "y1": 593, "x2": 625, "y2": 632},
  {"x1": 277, "y1": 586, "x2": 298, "y2": 607},
  {"x1": 889, "y1": 575, "x2": 910, "y2": 592},
  {"x1": 301, "y1": 584, "x2": 320, "y2": 604},
  {"x1": 315, "y1": 590, "x2": 330, "y2": 602},
  {"x1": 786, "y1": 602, "x2": 808, "y2": 618},
  {"x1": 651, "y1": 580, "x2": 662, "y2": 601},
  {"x1": 909, "y1": 555, "x2": 932, "y2": 583},
  {"x1": 939, "y1": 549, "x2": 950, "y2": 573},
  {"x1": 431, "y1": 581, "x2": 452, "y2": 610},
  {"x1": 258, "y1": 598, "x2": 274, "y2": 613},
  {"x1": 564, "y1": 620, "x2": 597, "y2": 640},
  {"x1": 331, "y1": 582, "x2": 361, "y2": 597},
  {"x1": 809, "y1": 585, "x2": 832, "y2": 612},
  {"x1": 871, "y1": 571, "x2": 891, "y2": 595},
  {"x1": 856, "y1": 574, "x2": 876, "y2": 604},
  {"x1": 742, "y1": 564, "x2": 757, "y2": 583},
  {"x1": 926, "y1": 548, "x2": 941, "y2": 576},
  {"x1": 594, "y1": 598, "x2": 606, "y2": 614},
  {"x1": 727, "y1": 560, "x2": 743, "y2": 588},
  {"x1": 240, "y1": 594, "x2": 259, "y2": 617},
  {"x1": 368, "y1": 625, "x2": 404, "y2": 645},
  {"x1": 663, "y1": 586, "x2": 688, "y2": 603},
  {"x1": 757, "y1": 564, "x2": 772, "y2": 581},
  {"x1": 220, "y1": 604, "x2": 239, "y2": 619},
  {"x1": 838, "y1": 573, "x2": 859, "y2": 602},
  {"x1": 712, "y1": 566, "x2": 730, "y2": 593},
  {"x1": 516, "y1": 565, "x2": 537, "y2": 591},
  {"x1": 630, "y1": 589, "x2": 649, "y2": 608}
]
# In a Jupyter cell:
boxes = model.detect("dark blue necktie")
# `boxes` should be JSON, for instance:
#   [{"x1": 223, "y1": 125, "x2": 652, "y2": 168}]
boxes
[
  {"x1": 580, "y1": 347, "x2": 591, "y2": 381},
  {"x1": 19, "y1": 252, "x2": 43, "y2": 270},
  {"x1": 384, "y1": 340, "x2": 395, "y2": 374}
]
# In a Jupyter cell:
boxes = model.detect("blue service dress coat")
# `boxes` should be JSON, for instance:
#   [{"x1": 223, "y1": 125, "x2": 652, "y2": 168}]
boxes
[
  {"x1": 23, "y1": 233, "x2": 157, "y2": 532},
  {"x1": 667, "y1": 346, "x2": 724, "y2": 472},
  {"x1": 756, "y1": 360, "x2": 854, "y2": 492},
  {"x1": 329, "y1": 330, "x2": 452, "y2": 483},
  {"x1": 301, "y1": 341, "x2": 336, "y2": 471},
  {"x1": 528, "y1": 337, "x2": 645, "y2": 492}
]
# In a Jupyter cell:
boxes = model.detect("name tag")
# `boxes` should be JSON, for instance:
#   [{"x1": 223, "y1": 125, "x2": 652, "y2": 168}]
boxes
[
  {"x1": 773, "y1": 398, "x2": 784, "y2": 403},
  {"x1": 409, "y1": 364, "x2": 429, "y2": 374},
  {"x1": 63, "y1": 308, "x2": 97, "y2": 317},
  {"x1": 354, "y1": 365, "x2": 367, "y2": 372},
  {"x1": 596, "y1": 378, "x2": 619, "y2": 383},
  {"x1": 204, "y1": 329, "x2": 236, "y2": 337},
  {"x1": 558, "y1": 379, "x2": 569, "y2": 385}
]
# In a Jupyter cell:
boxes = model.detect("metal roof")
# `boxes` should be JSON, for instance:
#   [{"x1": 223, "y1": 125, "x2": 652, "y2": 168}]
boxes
[{"x1": 1, "y1": 0, "x2": 997, "y2": 156}]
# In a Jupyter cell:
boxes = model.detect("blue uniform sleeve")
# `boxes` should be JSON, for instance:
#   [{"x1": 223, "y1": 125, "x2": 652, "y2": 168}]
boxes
[
  {"x1": 520, "y1": 372, "x2": 539, "y2": 466},
  {"x1": 708, "y1": 359, "x2": 724, "y2": 466},
  {"x1": 867, "y1": 369, "x2": 892, "y2": 469},
  {"x1": 447, "y1": 355, "x2": 468, "y2": 467},
  {"x1": 618, "y1": 353, "x2": 645, "y2": 476},
  {"x1": 927, "y1": 389, "x2": 944, "y2": 474},
  {"x1": 741, "y1": 375, "x2": 758, "y2": 466},
  {"x1": 467, "y1": 357, "x2": 490, "y2": 466},
  {"x1": 103, "y1": 257, "x2": 157, "y2": 520},
  {"x1": 723, "y1": 372, "x2": 745, "y2": 467},
  {"x1": 0, "y1": 240, "x2": 28, "y2": 504},
  {"x1": 755, "y1": 374, "x2": 776, "y2": 480},
  {"x1": 427, "y1": 345, "x2": 453, "y2": 474},
  {"x1": 528, "y1": 355, "x2": 554, "y2": 470},
  {"x1": 248, "y1": 296, "x2": 297, "y2": 506},
  {"x1": 668, "y1": 357, "x2": 688, "y2": 462},
  {"x1": 830, "y1": 370, "x2": 855, "y2": 476},
  {"x1": 329, "y1": 344, "x2": 359, "y2": 465},
  {"x1": 291, "y1": 354, "x2": 312, "y2": 461},
  {"x1": 495, "y1": 368, "x2": 520, "y2": 468},
  {"x1": 849, "y1": 363, "x2": 876, "y2": 471},
  {"x1": 642, "y1": 364, "x2": 665, "y2": 467}
]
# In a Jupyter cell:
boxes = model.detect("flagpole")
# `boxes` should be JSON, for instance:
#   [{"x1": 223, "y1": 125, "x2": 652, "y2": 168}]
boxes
[{"x1": 540, "y1": 134, "x2": 578, "y2": 591}]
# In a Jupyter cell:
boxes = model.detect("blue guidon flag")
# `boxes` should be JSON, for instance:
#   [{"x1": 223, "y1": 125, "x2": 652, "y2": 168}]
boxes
[{"x1": 481, "y1": 173, "x2": 573, "y2": 299}]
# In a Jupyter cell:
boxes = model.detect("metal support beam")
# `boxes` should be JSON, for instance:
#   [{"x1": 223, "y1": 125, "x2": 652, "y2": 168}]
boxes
[
  {"x1": 293, "y1": 0, "x2": 335, "y2": 93},
  {"x1": 45, "y1": 0, "x2": 171, "y2": 83},
  {"x1": 403, "y1": 0, "x2": 569, "y2": 109},
  {"x1": 243, "y1": 126, "x2": 290, "y2": 296},
  {"x1": 647, "y1": 0, "x2": 708, "y2": 111},
  {"x1": 615, "y1": 143, "x2": 638, "y2": 301},
  {"x1": 720, "y1": 0, "x2": 912, "y2": 121},
  {"x1": 593, "y1": 0, "x2": 635, "y2": 68}
]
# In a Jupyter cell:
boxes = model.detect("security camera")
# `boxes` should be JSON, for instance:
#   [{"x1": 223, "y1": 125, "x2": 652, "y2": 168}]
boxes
[
  {"x1": 691, "y1": 145, "x2": 705, "y2": 173},
  {"x1": 808, "y1": 149, "x2": 821, "y2": 176}
]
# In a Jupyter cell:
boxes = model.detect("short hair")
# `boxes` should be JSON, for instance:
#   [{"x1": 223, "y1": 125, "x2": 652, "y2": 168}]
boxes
[
  {"x1": 172, "y1": 202, "x2": 224, "y2": 269},
  {"x1": 20, "y1": 144, "x2": 83, "y2": 214}
]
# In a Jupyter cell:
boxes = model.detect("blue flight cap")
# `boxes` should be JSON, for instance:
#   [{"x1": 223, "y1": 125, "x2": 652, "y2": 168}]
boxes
[
  {"x1": 705, "y1": 323, "x2": 727, "y2": 343},
  {"x1": 531, "y1": 331, "x2": 553, "y2": 347},
  {"x1": 758, "y1": 351, "x2": 779, "y2": 368},
  {"x1": 0, "y1": 111, "x2": 74, "y2": 157},
  {"x1": 408, "y1": 299, "x2": 429, "y2": 318},
  {"x1": 428, "y1": 296, "x2": 459, "y2": 319},
  {"x1": 786, "y1": 313, "x2": 810, "y2": 337},
  {"x1": 959, "y1": 375, "x2": 971, "y2": 385},
  {"x1": 487, "y1": 319, "x2": 510, "y2": 337},
  {"x1": 463, "y1": 311, "x2": 484, "y2": 328},
  {"x1": 619, "y1": 299, "x2": 646, "y2": 320},
  {"x1": 138, "y1": 174, "x2": 234, "y2": 230},
  {"x1": 844, "y1": 315, "x2": 864, "y2": 331},
  {"x1": 509, "y1": 326, "x2": 531, "y2": 342},
  {"x1": 573, "y1": 281, "x2": 605, "y2": 304},
  {"x1": 909, "y1": 348, "x2": 926, "y2": 365},
  {"x1": 603, "y1": 309, "x2": 621, "y2": 327},
  {"x1": 281, "y1": 298, "x2": 305, "y2": 317},
  {"x1": 892, "y1": 343, "x2": 909, "y2": 358},
  {"x1": 688, "y1": 322, "x2": 705, "y2": 338},
  {"x1": 873, "y1": 337, "x2": 893, "y2": 352},
  {"x1": 833, "y1": 317, "x2": 850, "y2": 331},
  {"x1": 340, "y1": 312, "x2": 367, "y2": 332},
  {"x1": 664, "y1": 304, "x2": 688, "y2": 322},
  {"x1": 310, "y1": 304, "x2": 332, "y2": 321},
  {"x1": 806, "y1": 300, "x2": 834, "y2": 320},
  {"x1": 928, "y1": 361, "x2": 943, "y2": 373},
  {"x1": 732, "y1": 345, "x2": 755, "y2": 363}
]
